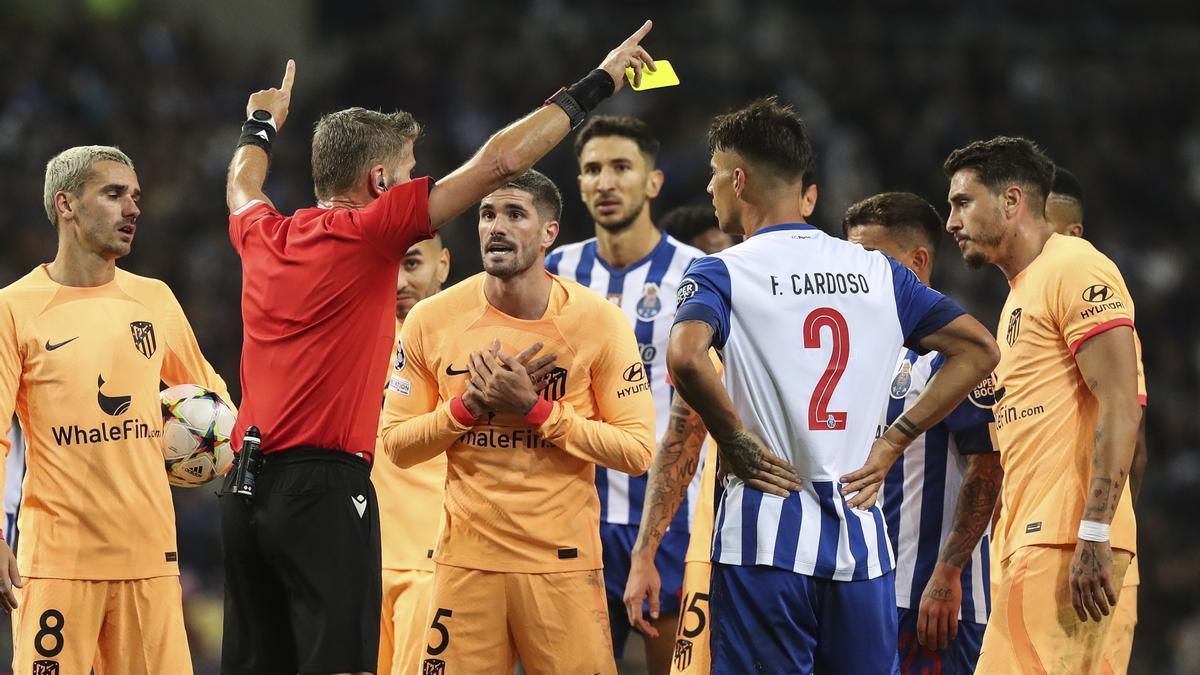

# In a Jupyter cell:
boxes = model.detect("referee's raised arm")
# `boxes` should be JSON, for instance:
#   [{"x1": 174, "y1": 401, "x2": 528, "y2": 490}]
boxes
[
  {"x1": 427, "y1": 20, "x2": 655, "y2": 229},
  {"x1": 217, "y1": 22, "x2": 658, "y2": 675},
  {"x1": 226, "y1": 59, "x2": 295, "y2": 214}
]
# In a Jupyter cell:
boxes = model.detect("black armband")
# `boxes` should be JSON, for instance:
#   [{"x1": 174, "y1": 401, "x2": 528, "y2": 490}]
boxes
[
  {"x1": 545, "y1": 69, "x2": 616, "y2": 129},
  {"x1": 238, "y1": 110, "x2": 277, "y2": 154}
]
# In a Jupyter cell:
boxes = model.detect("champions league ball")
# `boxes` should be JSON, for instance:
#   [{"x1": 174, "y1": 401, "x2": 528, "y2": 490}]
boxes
[{"x1": 160, "y1": 384, "x2": 236, "y2": 487}]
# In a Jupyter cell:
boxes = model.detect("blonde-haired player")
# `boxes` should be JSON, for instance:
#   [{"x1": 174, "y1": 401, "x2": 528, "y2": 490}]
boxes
[
  {"x1": 0, "y1": 146, "x2": 232, "y2": 674},
  {"x1": 375, "y1": 234, "x2": 450, "y2": 675}
]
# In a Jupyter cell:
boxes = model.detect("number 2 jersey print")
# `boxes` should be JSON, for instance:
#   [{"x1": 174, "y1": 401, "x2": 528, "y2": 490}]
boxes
[{"x1": 674, "y1": 223, "x2": 965, "y2": 580}]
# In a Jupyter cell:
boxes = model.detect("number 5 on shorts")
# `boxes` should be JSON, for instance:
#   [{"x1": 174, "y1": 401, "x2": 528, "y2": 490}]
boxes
[
  {"x1": 426, "y1": 608, "x2": 453, "y2": 656},
  {"x1": 678, "y1": 592, "x2": 709, "y2": 639}
]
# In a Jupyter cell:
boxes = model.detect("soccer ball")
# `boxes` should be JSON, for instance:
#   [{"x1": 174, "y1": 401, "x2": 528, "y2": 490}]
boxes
[{"x1": 160, "y1": 384, "x2": 236, "y2": 487}]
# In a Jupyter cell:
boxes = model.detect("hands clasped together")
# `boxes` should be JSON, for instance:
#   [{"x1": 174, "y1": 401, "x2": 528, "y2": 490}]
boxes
[{"x1": 461, "y1": 340, "x2": 559, "y2": 419}]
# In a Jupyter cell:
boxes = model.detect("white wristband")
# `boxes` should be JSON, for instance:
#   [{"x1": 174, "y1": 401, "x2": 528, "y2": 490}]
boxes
[{"x1": 1077, "y1": 520, "x2": 1110, "y2": 542}]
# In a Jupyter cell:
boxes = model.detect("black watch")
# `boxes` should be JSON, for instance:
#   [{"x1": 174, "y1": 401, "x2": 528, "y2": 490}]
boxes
[
  {"x1": 250, "y1": 109, "x2": 277, "y2": 130},
  {"x1": 545, "y1": 88, "x2": 586, "y2": 129}
]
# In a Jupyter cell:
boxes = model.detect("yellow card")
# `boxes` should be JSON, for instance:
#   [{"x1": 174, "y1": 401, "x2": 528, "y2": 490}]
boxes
[{"x1": 625, "y1": 60, "x2": 680, "y2": 91}]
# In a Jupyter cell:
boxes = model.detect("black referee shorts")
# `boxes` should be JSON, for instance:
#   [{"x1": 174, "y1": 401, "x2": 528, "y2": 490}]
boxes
[{"x1": 219, "y1": 447, "x2": 381, "y2": 675}]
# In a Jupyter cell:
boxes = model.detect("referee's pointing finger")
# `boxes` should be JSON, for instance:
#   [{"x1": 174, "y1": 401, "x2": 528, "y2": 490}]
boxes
[
  {"x1": 623, "y1": 20, "x2": 653, "y2": 47},
  {"x1": 281, "y1": 59, "x2": 296, "y2": 93}
]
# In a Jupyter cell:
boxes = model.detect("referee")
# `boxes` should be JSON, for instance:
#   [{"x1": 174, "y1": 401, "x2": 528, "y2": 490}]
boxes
[{"x1": 220, "y1": 22, "x2": 657, "y2": 675}]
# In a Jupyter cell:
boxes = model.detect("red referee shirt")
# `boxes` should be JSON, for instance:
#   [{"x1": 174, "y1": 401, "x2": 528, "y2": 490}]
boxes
[{"x1": 228, "y1": 177, "x2": 433, "y2": 459}]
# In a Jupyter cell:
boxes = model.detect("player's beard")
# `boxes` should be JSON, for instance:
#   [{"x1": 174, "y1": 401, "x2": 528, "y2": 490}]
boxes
[
  {"x1": 85, "y1": 220, "x2": 133, "y2": 259},
  {"x1": 482, "y1": 244, "x2": 537, "y2": 280},
  {"x1": 961, "y1": 209, "x2": 1005, "y2": 269},
  {"x1": 594, "y1": 193, "x2": 647, "y2": 233}
]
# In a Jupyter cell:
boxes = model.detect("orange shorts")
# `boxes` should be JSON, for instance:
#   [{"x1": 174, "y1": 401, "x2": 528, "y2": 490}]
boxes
[
  {"x1": 11, "y1": 576, "x2": 191, "y2": 675},
  {"x1": 1103, "y1": 582, "x2": 1136, "y2": 674},
  {"x1": 976, "y1": 545, "x2": 1132, "y2": 675},
  {"x1": 670, "y1": 560, "x2": 713, "y2": 675},
  {"x1": 378, "y1": 567, "x2": 435, "y2": 675},
  {"x1": 419, "y1": 563, "x2": 615, "y2": 675}
]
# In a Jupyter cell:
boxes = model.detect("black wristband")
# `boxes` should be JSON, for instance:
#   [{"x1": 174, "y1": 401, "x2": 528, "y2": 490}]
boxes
[
  {"x1": 565, "y1": 69, "x2": 616, "y2": 114},
  {"x1": 546, "y1": 88, "x2": 586, "y2": 129},
  {"x1": 238, "y1": 118, "x2": 276, "y2": 154}
]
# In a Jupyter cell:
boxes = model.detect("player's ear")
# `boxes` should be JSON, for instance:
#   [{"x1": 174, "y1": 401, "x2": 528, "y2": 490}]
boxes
[
  {"x1": 368, "y1": 164, "x2": 387, "y2": 198},
  {"x1": 1004, "y1": 184, "x2": 1022, "y2": 218},
  {"x1": 912, "y1": 246, "x2": 932, "y2": 277},
  {"x1": 437, "y1": 248, "x2": 451, "y2": 284},
  {"x1": 1068, "y1": 223, "x2": 1084, "y2": 238},
  {"x1": 54, "y1": 191, "x2": 74, "y2": 225},
  {"x1": 645, "y1": 168, "x2": 664, "y2": 199},
  {"x1": 542, "y1": 219, "x2": 560, "y2": 250},
  {"x1": 801, "y1": 183, "x2": 819, "y2": 219},
  {"x1": 732, "y1": 167, "x2": 747, "y2": 200}
]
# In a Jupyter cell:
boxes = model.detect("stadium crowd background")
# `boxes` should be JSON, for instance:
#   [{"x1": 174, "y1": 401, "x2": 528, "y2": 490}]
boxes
[{"x1": 1, "y1": 0, "x2": 1198, "y2": 672}]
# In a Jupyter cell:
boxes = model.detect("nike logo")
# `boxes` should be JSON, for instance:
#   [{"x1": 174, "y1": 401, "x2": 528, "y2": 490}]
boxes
[
  {"x1": 45, "y1": 337, "x2": 79, "y2": 351},
  {"x1": 445, "y1": 365, "x2": 469, "y2": 376}
]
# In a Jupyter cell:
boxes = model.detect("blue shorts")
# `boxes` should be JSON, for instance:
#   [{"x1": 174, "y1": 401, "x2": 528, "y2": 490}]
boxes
[
  {"x1": 711, "y1": 563, "x2": 899, "y2": 675},
  {"x1": 896, "y1": 606, "x2": 985, "y2": 675},
  {"x1": 601, "y1": 522, "x2": 689, "y2": 657}
]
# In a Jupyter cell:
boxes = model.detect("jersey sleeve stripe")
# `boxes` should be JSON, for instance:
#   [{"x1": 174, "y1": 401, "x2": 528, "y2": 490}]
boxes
[
  {"x1": 904, "y1": 296, "x2": 967, "y2": 353},
  {"x1": 1068, "y1": 317, "x2": 1135, "y2": 355},
  {"x1": 574, "y1": 241, "x2": 598, "y2": 287},
  {"x1": 545, "y1": 250, "x2": 563, "y2": 275}
]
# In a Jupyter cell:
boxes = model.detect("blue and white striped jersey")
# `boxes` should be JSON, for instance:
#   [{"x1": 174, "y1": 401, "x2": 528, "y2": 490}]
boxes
[
  {"x1": 4, "y1": 419, "x2": 25, "y2": 545},
  {"x1": 547, "y1": 233, "x2": 705, "y2": 531},
  {"x1": 674, "y1": 223, "x2": 965, "y2": 580},
  {"x1": 880, "y1": 348, "x2": 995, "y2": 625}
]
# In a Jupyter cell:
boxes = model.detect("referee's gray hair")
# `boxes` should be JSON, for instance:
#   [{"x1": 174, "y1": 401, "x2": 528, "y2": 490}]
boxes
[{"x1": 43, "y1": 146, "x2": 134, "y2": 228}]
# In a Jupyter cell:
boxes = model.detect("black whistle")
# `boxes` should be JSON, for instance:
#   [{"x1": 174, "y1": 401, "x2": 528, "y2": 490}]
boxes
[{"x1": 231, "y1": 426, "x2": 263, "y2": 499}]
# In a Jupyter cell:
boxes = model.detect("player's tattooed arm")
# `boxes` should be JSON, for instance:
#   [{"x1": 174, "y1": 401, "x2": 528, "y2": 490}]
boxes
[
  {"x1": 1070, "y1": 325, "x2": 1140, "y2": 622},
  {"x1": 938, "y1": 451, "x2": 1003, "y2": 569},
  {"x1": 843, "y1": 315, "x2": 1000, "y2": 509},
  {"x1": 624, "y1": 394, "x2": 706, "y2": 636},
  {"x1": 632, "y1": 395, "x2": 706, "y2": 558},
  {"x1": 918, "y1": 444, "x2": 1001, "y2": 649},
  {"x1": 668, "y1": 321, "x2": 801, "y2": 497}
]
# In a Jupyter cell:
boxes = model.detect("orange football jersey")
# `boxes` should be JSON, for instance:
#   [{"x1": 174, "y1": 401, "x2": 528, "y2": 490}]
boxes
[
  {"x1": 378, "y1": 272, "x2": 655, "y2": 573},
  {"x1": 0, "y1": 265, "x2": 231, "y2": 579},
  {"x1": 375, "y1": 318, "x2": 447, "y2": 572},
  {"x1": 992, "y1": 234, "x2": 1138, "y2": 560}
]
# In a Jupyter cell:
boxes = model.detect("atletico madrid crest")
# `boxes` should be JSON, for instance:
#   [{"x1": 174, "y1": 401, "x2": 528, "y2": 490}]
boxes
[{"x1": 130, "y1": 321, "x2": 157, "y2": 359}]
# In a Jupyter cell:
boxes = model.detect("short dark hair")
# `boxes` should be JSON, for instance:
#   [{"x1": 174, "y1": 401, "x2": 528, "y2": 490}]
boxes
[
  {"x1": 661, "y1": 205, "x2": 719, "y2": 244},
  {"x1": 842, "y1": 192, "x2": 944, "y2": 252},
  {"x1": 573, "y1": 115, "x2": 660, "y2": 165},
  {"x1": 1051, "y1": 166, "x2": 1084, "y2": 203},
  {"x1": 708, "y1": 96, "x2": 815, "y2": 186},
  {"x1": 500, "y1": 169, "x2": 562, "y2": 222},
  {"x1": 311, "y1": 107, "x2": 421, "y2": 201},
  {"x1": 942, "y1": 136, "x2": 1055, "y2": 210}
]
